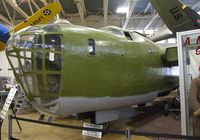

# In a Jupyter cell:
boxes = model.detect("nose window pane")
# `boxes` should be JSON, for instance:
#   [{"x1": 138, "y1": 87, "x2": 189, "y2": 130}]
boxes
[
  {"x1": 47, "y1": 74, "x2": 60, "y2": 94},
  {"x1": 45, "y1": 34, "x2": 62, "y2": 71},
  {"x1": 19, "y1": 35, "x2": 35, "y2": 48},
  {"x1": 45, "y1": 34, "x2": 62, "y2": 95},
  {"x1": 36, "y1": 35, "x2": 42, "y2": 70}
]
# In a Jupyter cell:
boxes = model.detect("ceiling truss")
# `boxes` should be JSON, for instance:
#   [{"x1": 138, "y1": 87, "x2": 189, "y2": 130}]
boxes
[
  {"x1": 103, "y1": 0, "x2": 108, "y2": 26},
  {"x1": 123, "y1": 0, "x2": 137, "y2": 29},
  {"x1": 0, "y1": 0, "x2": 198, "y2": 32},
  {"x1": 74, "y1": 0, "x2": 86, "y2": 25},
  {"x1": 5, "y1": 0, "x2": 29, "y2": 19}
]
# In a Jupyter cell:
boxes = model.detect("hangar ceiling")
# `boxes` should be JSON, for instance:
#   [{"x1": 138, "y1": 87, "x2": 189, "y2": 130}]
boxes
[{"x1": 0, "y1": 0, "x2": 199, "y2": 31}]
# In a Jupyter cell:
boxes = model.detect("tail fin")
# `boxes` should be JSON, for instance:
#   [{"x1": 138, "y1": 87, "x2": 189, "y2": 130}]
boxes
[
  {"x1": 182, "y1": 5, "x2": 200, "y2": 28},
  {"x1": 149, "y1": 0, "x2": 199, "y2": 41},
  {"x1": 0, "y1": 3, "x2": 61, "y2": 51}
]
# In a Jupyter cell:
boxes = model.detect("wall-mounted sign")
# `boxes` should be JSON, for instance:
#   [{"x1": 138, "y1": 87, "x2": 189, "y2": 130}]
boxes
[{"x1": 182, "y1": 33, "x2": 200, "y2": 55}]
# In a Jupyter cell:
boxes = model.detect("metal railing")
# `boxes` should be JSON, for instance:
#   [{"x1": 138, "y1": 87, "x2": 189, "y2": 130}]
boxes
[{"x1": 7, "y1": 115, "x2": 200, "y2": 140}]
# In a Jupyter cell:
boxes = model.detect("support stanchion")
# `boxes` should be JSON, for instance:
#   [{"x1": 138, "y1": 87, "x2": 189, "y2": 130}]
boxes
[
  {"x1": 0, "y1": 119, "x2": 2, "y2": 140},
  {"x1": 8, "y1": 115, "x2": 20, "y2": 140},
  {"x1": 8, "y1": 115, "x2": 12, "y2": 140},
  {"x1": 11, "y1": 109, "x2": 22, "y2": 132},
  {"x1": 125, "y1": 128, "x2": 131, "y2": 140}
]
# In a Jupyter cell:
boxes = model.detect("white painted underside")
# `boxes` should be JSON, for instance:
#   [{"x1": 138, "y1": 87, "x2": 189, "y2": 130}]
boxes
[{"x1": 32, "y1": 91, "x2": 158, "y2": 117}]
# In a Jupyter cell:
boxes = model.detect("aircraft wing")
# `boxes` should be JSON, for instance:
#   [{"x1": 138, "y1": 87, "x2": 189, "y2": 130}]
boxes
[
  {"x1": 10, "y1": 3, "x2": 61, "y2": 33},
  {"x1": 149, "y1": 0, "x2": 199, "y2": 41}
]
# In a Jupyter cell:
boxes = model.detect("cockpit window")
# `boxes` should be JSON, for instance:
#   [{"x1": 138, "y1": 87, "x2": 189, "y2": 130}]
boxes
[
  {"x1": 101, "y1": 27, "x2": 124, "y2": 36},
  {"x1": 107, "y1": 28, "x2": 124, "y2": 36},
  {"x1": 124, "y1": 32, "x2": 133, "y2": 40},
  {"x1": 129, "y1": 32, "x2": 145, "y2": 42},
  {"x1": 88, "y1": 39, "x2": 95, "y2": 55},
  {"x1": 42, "y1": 24, "x2": 62, "y2": 32},
  {"x1": 19, "y1": 35, "x2": 35, "y2": 48},
  {"x1": 45, "y1": 34, "x2": 62, "y2": 70},
  {"x1": 45, "y1": 34, "x2": 62, "y2": 94},
  {"x1": 26, "y1": 26, "x2": 42, "y2": 32}
]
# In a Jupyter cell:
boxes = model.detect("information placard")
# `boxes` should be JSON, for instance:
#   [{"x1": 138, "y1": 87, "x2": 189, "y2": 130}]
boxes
[
  {"x1": 82, "y1": 122, "x2": 103, "y2": 138},
  {"x1": 0, "y1": 87, "x2": 17, "y2": 122}
]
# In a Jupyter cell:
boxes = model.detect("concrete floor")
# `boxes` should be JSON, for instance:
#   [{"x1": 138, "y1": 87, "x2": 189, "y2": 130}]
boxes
[{"x1": 2, "y1": 112, "x2": 152, "y2": 140}]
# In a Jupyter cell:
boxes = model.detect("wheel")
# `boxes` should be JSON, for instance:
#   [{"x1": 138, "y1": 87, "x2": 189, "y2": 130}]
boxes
[
  {"x1": 164, "y1": 103, "x2": 169, "y2": 116},
  {"x1": 103, "y1": 122, "x2": 110, "y2": 129}
]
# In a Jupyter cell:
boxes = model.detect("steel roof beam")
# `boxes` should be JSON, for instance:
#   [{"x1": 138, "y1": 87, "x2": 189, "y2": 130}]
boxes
[
  {"x1": 2, "y1": 0, "x2": 13, "y2": 24},
  {"x1": 122, "y1": 0, "x2": 137, "y2": 29},
  {"x1": 0, "y1": 14, "x2": 14, "y2": 26},
  {"x1": 28, "y1": 0, "x2": 34, "y2": 15},
  {"x1": 81, "y1": 0, "x2": 86, "y2": 15},
  {"x1": 144, "y1": 13, "x2": 158, "y2": 30},
  {"x1": 40, "y1": 0, "x2": 48, "y2": 6},
  {"x1": 103, "y1": 0, "x2": 108, "y2": 26},
  {"x1": 5, "y1": 0, "x2": 29, "y2": 18},
  {"x1": 192, "y1": 1, "x2": 200, "y2": 10},
  {"x1": 30, "y1": 0, "x2": 40, "y2": 10},
  {"x1": 143, "y1": 2, "x2": 151, "y2": 14},
  {"x1": 74, "y1": 0, "x2": 86, "y2": 25},
  {"x1": 54, "y1": 0, "x2": 66, "y2": 17}
]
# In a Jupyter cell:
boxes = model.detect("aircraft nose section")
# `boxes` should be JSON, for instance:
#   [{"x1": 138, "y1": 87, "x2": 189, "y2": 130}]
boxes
[{"x1": 5, "y1": 27, "x2": 63, "y2": 107}]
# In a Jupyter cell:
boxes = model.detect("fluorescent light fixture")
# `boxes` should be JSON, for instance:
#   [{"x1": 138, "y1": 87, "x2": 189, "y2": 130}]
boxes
[
  {"x1": 116, "y1": 7, "x2": 128, "y2": 14},
  {"x1": 168, "y1": 38, "x2": 176, "y2": 43},
  {"x1": 156, "y1": 40, "x2": 166, "y2": 44},
  {"x1": 198, "y1": 11, "x2": 200, "y2": 15}
]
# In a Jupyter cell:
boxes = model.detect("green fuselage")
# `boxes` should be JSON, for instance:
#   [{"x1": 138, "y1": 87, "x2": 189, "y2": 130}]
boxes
[{"x1": 6, "y1": 23, "x2": 178, "y2": 106}]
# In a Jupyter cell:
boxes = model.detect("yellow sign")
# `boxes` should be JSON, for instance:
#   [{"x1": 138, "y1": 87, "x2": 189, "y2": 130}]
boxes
[{"x1": 10, "y1": 3, "x2": 61, "y2": 33}]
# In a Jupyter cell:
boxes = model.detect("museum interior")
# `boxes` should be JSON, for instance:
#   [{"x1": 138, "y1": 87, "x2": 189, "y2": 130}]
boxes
[{"x1": 0, "y1": 0, "x2": 200, "y2": 140}]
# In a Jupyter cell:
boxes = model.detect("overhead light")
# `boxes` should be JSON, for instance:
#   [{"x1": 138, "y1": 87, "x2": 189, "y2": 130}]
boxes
[
  {"x1": 116, "y1": 7, "x2": 128, "y2": 14},
  {"x1": 198, "y1": 11, "x2": 200, "y2": 15},
  {"x1": 168, "y1": 38, "x2": 176, "y2": 44}
]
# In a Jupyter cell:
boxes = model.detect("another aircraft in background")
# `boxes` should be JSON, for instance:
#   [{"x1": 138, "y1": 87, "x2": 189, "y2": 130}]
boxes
[
  {"x1": 148, "y1": 0, "x2": 200, "y2": 42},
  {"x1": 0, "y1": 3, "x2": 61, "y2": 51}
]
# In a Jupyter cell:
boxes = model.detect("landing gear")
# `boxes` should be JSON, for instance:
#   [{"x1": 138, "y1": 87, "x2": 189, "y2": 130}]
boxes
[
  {"x1": 163, "y1": 98, "x2": 180, "y2": 120},
  {"x1": 164, "y1": 103, "x2": 170, "y2": 116},
  {"x1": 102, "y1": 122, "x2": 111, "y2": 129}
]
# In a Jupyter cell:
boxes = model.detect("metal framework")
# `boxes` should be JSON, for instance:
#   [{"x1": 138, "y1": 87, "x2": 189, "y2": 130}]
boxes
[
  {"x1": 6, "y1": 115, "x2": 200, "y2": 140},
  {"x1": 103, "y1": 0, "x2": 108, "y2": 26},
  {"x1": 74, "y1": 0, "x2": 86, "y2": 25},
  {"x1": 0, "y1": 0, "x2": 198, "y2": 32},
  {"x1": 122, "y1": 0, "x2": 137, "y2": 29}
]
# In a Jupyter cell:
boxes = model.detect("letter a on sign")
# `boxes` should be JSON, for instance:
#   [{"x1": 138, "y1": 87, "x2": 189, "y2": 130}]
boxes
[{"x1": 184, "y1": 37, "x2": 190, "y2": 46}]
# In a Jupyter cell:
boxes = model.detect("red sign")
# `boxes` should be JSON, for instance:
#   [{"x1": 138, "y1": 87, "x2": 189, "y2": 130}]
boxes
[
  {"x1": 196, "y1": 46, "x2": 200, "y2": 55},
  {"x1": 183, "y1": 35, "x2": 200, "y2": 55}
]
